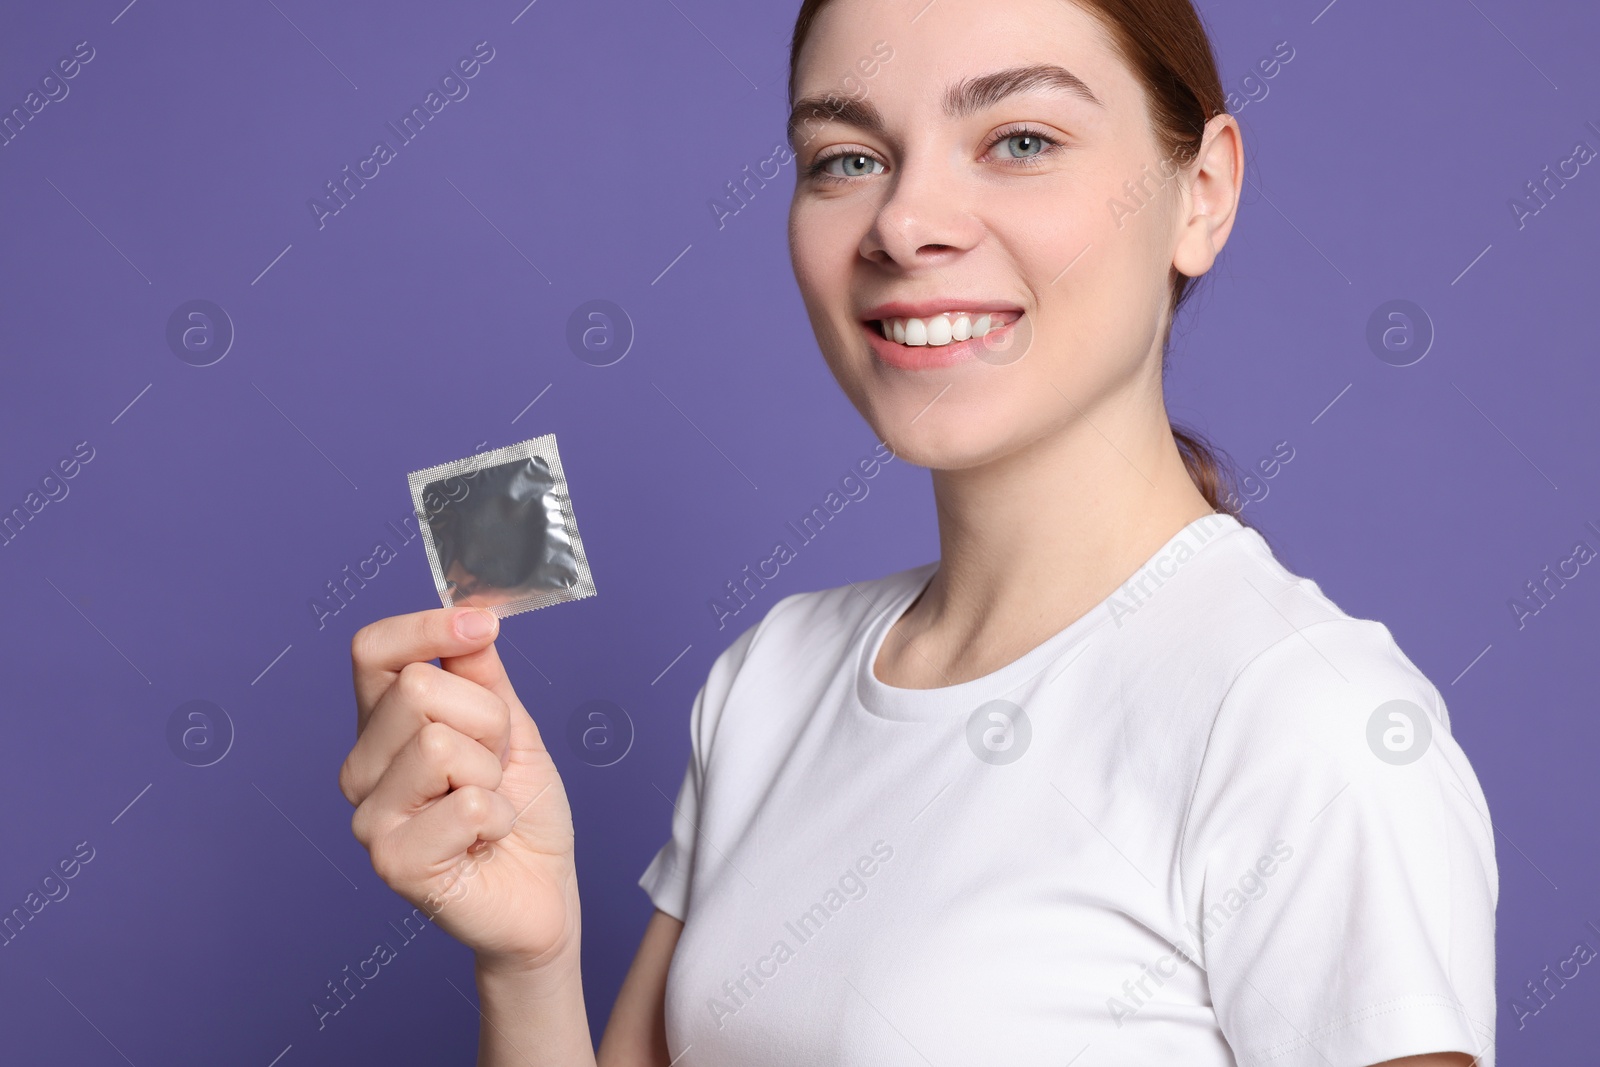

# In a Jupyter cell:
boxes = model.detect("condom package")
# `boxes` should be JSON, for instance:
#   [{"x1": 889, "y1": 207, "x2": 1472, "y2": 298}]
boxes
[{"x1": 405, "y1": 434, "x2": 597, "y2": 618}]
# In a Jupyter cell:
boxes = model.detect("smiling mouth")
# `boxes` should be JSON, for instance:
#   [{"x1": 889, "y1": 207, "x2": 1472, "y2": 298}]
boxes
[{"x1": 871, "y1": 310, "x2": 1025, "y2": 347}]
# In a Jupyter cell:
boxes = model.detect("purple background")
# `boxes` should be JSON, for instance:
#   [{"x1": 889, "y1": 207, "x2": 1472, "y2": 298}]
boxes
[{"x1": 2, "y1": 0, "x2": 1595, "y2": 1062}]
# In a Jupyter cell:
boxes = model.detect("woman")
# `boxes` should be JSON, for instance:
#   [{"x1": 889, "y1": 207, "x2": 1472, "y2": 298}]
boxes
[{"x1": 339, "y1": 0, "x2": 1497, "y2": 1063}]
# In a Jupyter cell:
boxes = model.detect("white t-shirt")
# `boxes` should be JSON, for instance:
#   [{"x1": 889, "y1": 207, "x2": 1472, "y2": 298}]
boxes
[{"x1": 638, "y1": 512, "x2": 1497, "y2": 1066}]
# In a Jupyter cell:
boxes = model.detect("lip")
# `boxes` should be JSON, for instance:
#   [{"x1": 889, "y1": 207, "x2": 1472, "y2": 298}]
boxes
[
  {"x1": 862, "y1": 314, "x2": 1025, "y2": 371},
  {"x1": 860, "y1": 298, "x2": 1024, "y2": 321}
]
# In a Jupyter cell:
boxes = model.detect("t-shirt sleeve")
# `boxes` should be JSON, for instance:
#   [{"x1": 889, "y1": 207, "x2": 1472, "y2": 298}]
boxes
[
  {"x1": 1179, "y1": 617, "x2": 1499, "y2": 1067},
  {"x1": 636, "y1": 615, "x2": 765, "y2": 922}
]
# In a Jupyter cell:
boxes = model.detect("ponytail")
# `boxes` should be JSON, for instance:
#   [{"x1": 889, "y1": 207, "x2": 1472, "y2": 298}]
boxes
[{"x1": 1171, "y1": 423, "x2": 1242, "y2": 521}]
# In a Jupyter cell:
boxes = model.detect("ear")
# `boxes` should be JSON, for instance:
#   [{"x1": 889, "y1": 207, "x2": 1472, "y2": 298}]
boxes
[{"x1": 1171, "y1": 113, "x2": 1244, "y2": 279}]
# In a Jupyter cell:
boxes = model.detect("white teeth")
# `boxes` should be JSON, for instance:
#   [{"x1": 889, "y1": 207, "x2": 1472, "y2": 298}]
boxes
[{"x1": 876, "y1": 311, "x2": 1009, "y2": 347}]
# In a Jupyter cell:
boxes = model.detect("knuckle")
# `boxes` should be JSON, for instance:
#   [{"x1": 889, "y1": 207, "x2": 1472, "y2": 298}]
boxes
[
  {"x1": 367, "y1": 834, "x2": 404, "y2": 885},
  {"x1": 415, "y1": 720, "x2": 457, "y2": 766},
  {"x1": 337, "y1": 755, "x2": 360, "y2": 806},
  {"x1": 350, "y1": 801, "x2": 375, "y2": 847},
  {"x1": 483, "y1": 693, "x2": 513, "y2": 745},
  {"x1": 396, "y1": 660, "x2": 436, "y2": 703},
  {"x1": 350, "y1": 622, "x2": 380, "y2": 667},
  {"x1": 456, "y1": 786, "x2": 492, "y2": 825},
  {"x1": 483, "y1": 755, "x2": 506, "y2": 794}
]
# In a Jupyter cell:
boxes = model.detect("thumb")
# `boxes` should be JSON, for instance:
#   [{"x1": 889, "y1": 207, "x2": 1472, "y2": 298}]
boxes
[{"x1": 437, "y1": 611, "x2": 539, "y2": 734}]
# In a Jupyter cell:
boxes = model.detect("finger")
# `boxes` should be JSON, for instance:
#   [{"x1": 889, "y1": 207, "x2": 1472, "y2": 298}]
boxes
[
  {"x1": 351, "y1": 605, "x2": 501, "y2": 719},
  {"x1": 341, "y1": 663, "x2": 510, "y2": 806},
  {"x1": 356, "y1": 719, "x2": 506, "y2": 840},
  {"x1": 368, "y1": 785, "x2": 517, "y2": 894},
  {"x1": 438, "y1": 643, "x2": 556, "y2": 758},
  {"x1": 439, "y1": 639, "x2": 546, "y2": 752}
]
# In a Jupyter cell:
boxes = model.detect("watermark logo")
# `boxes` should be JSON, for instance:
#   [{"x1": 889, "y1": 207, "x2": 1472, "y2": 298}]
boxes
[
  {"x1": 1508, "y1": 522, "x2": 1599, "y2": 631},
  {"x1": 1106, "y1": 516, "x2": 1228, "y2": 627},
  {"x1": 1508, "y1": 123, "x2": 1598, "y2": 231},
  {"x1": 708, "y1": 439, "x2": 895, "y2": 630},
  {"x1": 565, "y1": 299, "x2": 634, "y2": 367},
  {"x1": 707, "y1": 142, "x2": 794, "y2": 231},
  {"x1": 0, "y1": 440, "x2": 95, "y2": 550},
  {"x1": 1107, "y1": 839, "x2": 1293, "y2": 1026},
  {"x1": 565, "y1": 699, "x2": 634, "y2": 768},
  {"x1": 1365, "y1": 698, "x2": 1431, "y2": 765},
  {"x1": 1365, "y1": 299, "x2": 1433, "y2": 367},
  {"x1": 974, "y1": 312, "x2": 1033, "y2": 367},
  {"x1": 1220, "y1": 440, "x2": 1295, "y2": 513},
  {"x1": 705, "y1": 840, "x2": 894, "y2": 1031},
  {"x1": 166, "y1": 300, "x2": 234, "y2": 367},
  {"x1": 166, "y1": 699, "x2": 235, "y2": 768},
  {"x1": 1510, "y1": 920, "x2": 1600, "y2": 1030},
  {"x1": 965, "y1": 699, "x2": 1031, "y2": 765},
  {"x1": 309, "y1": 438, "x2": 492, "y2": 632},
  {"x1": 308, "y1": 42, "x2": 496, "y2": 230},
  {"x1": 0, "y1": 40, "x2": 96, "y2": 150},
  {"x1": 311, "y1": 906, "x2": 435, "y2": 1030},
  {"x1": 1223, "y1": 40, "x2": 1296, "y2": 113},
  {"x1": 0, "y1": 840, "x2": 96, "y2": 950}
]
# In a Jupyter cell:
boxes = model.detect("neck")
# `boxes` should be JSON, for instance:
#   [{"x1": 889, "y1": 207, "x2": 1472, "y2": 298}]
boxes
[{"x1": 889, "y1": 394, "x2": 1214, "y2": 685}]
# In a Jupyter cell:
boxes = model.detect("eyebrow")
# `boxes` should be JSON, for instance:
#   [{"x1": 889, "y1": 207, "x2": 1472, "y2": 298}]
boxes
[{"x1": 786, "y1": 63, "x2": 1103, "y2": 150}]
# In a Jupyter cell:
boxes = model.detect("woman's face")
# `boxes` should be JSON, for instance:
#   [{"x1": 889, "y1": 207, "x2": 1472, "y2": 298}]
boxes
[{"x1": 787, "y1": 0, "x2": 1229, "y2": 470}]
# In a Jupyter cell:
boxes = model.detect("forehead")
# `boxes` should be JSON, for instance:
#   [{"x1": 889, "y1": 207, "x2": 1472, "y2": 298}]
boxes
[{"x1": 793, "y1": 0, "x2": 1137, "y2": 111}]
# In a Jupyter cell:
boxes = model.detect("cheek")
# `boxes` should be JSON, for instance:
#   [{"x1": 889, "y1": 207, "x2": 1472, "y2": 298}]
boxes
[
  {"x1": 1074, "y1": 162, "x2": 1180, "y2": 337},
  {"x1": 788, "y1": 198, "x2": 860, "y2": 297},
  {"x1": 995, "y1": 160, "x2": 1171, "y2": 304},
  {"x1": 994, "y1": 172, "x2": 1168, "y2": 357},
  {"x1": 789, "y1": 251, "x2": 845, "y2": 344},
  {"x1": 788, "y1": 196, "x2": 882, "y2": 355}
]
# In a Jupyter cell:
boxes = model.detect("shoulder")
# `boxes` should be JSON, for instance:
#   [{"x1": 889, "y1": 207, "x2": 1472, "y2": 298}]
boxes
[
  {"x1": 1151, "y1": 521, "x2": 1494, "y2": 857},
  {"x1": 724, "y1": 559, "x2": 936, "y2": 665},
  {"x1": 1177, "y1": 521, "x2": 1454, "y2": 747},
  {"x1": 693, "y1": 559, "x2": 935, "y2": 720},
  {"x1": 1212, "y1": 605, "x2": 1490, "y2": 805},
  {"x1": 1119, "y1": 519, "x2": 1357, "y2": 655},
  {"x1": 1174, "y1": 530, "x2": 1496, "y2": 901},
  {"x1": 1170, "y1": 535, "x2": 1499, "y2": 1059},
  {"x1": 1128, "y1": 519, "x2": 1448, "y2": 727}
]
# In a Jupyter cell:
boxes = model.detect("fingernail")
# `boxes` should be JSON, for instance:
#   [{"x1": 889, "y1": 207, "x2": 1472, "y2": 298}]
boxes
[{"x1": 455, "y1": 608, "x2": 496, "y2": 640}]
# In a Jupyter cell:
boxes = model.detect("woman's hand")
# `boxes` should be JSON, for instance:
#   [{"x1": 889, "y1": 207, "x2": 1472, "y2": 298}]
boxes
[{"x1": 341, "y1": 605, "x2": 581, "y2": 975}]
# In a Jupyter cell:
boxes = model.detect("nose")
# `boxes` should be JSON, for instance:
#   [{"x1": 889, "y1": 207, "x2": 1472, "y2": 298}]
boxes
[{"x1": 860, "y1": 151, "x2": 985, "y2": 268}]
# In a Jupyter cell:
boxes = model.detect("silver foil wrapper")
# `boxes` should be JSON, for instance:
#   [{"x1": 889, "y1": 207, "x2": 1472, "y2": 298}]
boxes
[{"x1": 405, "y1": 433, "x2": 596, "y2": 618}]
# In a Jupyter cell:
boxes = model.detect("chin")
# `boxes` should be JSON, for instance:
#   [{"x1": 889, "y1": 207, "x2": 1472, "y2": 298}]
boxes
[{"x1": 861, "y1": 390, "x2": 1036, "y2": 472}]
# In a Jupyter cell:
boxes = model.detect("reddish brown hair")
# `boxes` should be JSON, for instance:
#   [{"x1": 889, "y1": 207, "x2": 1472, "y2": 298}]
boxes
[{"x1": 788, "y1": 0, "x2": 1246, "y2": 520}]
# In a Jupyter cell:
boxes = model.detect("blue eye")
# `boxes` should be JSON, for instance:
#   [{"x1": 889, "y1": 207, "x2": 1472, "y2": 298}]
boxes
[
  {"x1": 804, "y1": 125, "x2": 1064, "y2": 184},
  {"x1": 987, "y1": 126, "x2": 1063, "y2": 166},
  {"x1": 810, "y1": 152, "x2": 885, "y2": 180},
  {"x1": 998, "y1": 134, "x2": 1046, "y2": 158}
]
